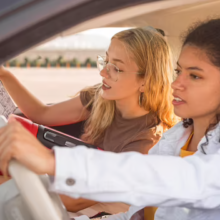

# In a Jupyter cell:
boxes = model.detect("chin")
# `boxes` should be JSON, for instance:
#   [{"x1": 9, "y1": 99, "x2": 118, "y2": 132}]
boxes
[
  {"x1": 174, "y1": 109, "x2": 191, "y2": 119},
  {"x1": 101, "y1": 92, "x2": 115, "y2": 101}
]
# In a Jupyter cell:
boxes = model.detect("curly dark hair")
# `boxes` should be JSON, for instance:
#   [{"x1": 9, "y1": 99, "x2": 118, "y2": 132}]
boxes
[{"x1": 181, "y1": 18, "x2": 220, "y2": 153}]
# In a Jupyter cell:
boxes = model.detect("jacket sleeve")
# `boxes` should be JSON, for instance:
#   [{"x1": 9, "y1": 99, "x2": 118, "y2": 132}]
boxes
[{"x1": 50, "y1": 146, "x2": 220, "y2": 209}]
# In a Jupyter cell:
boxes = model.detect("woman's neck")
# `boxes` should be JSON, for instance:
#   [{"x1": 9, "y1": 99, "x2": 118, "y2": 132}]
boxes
[
  {"x1": 115, "y1": 95, "x2": 149, "y2": 119},
  {"x1": 188, "y1": 115, "x2": 216, "y2": 152}
]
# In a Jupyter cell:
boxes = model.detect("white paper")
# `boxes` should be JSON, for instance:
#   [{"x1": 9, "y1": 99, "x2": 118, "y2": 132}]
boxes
[{"x1": 0, "y1": 81, "x2": 16, "y2": 118}]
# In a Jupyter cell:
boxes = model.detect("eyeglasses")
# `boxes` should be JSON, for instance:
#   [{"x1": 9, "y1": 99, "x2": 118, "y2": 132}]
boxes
[
  {"x1": 97, "y1": 55, "x2": 121, "y2": 82},
  {"x1": 97, "y1": 55, "x2": 141, "y2": 82}
]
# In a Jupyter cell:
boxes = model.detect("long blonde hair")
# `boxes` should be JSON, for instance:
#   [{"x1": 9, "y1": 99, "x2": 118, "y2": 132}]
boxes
[{"x1": 81, "y1": 28, "x2": 176, "y2": 145}]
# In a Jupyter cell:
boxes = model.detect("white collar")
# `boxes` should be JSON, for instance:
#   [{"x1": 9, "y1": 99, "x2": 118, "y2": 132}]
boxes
[
  {"x1": 163, "y1": 122, "x2": 192, "y2": 142},
  {"x1": 164, "y1": 121, "x2": 220, "y2": 154}
]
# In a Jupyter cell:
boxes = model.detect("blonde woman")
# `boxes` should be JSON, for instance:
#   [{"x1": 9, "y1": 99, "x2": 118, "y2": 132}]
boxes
[{"x1": 0, "y1": 27, "x2": 176, "y2": 215}]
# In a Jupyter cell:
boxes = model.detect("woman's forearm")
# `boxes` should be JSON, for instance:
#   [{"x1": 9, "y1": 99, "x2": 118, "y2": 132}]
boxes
[
  {"x1": 1, "y1": 71, "x2": 47, "y2": 122},
  {"x1": 0, "y1": 69, "x2": 88, "y2": 126}
]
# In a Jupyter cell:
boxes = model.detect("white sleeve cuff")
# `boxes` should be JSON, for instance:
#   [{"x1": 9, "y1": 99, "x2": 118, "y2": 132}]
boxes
[{"x1": 50, "y1": 146, "x2": 90, "y2": 198}]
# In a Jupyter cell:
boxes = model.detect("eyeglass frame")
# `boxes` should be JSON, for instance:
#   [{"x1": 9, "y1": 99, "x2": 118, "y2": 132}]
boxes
[{"x1": 97, "y1": 55, "x2": 142, "y2": 82}]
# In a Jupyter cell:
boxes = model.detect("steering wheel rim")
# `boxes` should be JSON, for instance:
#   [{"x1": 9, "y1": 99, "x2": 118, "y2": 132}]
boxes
[
  {"x1": 9, "y1": 160, "x2": 65, "y2": 220},
  {"x1": 0, "y1": 116, "x2": 69, "y2": 220}
]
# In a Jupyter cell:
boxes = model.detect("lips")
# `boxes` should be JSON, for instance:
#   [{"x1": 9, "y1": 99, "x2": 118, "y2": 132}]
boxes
[
  {"x1": 172, "y1": 94, "x2": 186, "y2": 106},
  {"x1": 102, "y1": 80, "x2": 111, "y2": 89},
  {"x1": 173, "y1": 94, "x2": 185, "y2": 102}
]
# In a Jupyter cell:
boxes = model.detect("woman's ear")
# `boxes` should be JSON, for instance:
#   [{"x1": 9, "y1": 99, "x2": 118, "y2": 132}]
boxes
[{"x1": 139, "y1": 80, "x2": 145, "y2": 93}]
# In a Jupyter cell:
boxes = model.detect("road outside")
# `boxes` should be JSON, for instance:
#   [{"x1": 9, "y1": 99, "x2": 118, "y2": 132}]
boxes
[{"x1": 8, "y1": 68, "x2": 101, "y2": 104}]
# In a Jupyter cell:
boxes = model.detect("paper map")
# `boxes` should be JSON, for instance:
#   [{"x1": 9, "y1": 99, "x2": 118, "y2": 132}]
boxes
[{"x1": 0, "y1": 81, "x2": 16, "y2": 118}]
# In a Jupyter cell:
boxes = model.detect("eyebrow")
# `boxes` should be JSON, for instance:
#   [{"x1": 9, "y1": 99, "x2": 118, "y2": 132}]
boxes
[
  {"x1": 106, "y1": 51, "x2": 125, "y2": 64},
  {"x1": 177, "y1": 62, "x2": 204, "y2": 71}
]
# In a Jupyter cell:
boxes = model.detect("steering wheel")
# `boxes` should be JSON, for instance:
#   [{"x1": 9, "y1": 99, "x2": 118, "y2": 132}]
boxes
[
  {"x1": 0, "y1": 116, "x2": 70, "y2": 220},
  {"x1": 8, "y1": 161, "x2": 69, "y2": 220}
]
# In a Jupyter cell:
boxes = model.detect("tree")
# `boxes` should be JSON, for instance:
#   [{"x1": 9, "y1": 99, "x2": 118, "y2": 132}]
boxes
[
  {"x1": 56, "y1": 56, "x2": 66, "y2": 67},
  {"x1": 30, "y1": 56, "x2": 41, "y2": 67},
  {"x1": 42, "y1": 57, "x2": 50, "y2": 67},
  {"x1": 9, "y1": 59, "x2": 17, "y2": 67},
  {"x1": 70, "y1": 58, "x2": 79, "y2": 67}
]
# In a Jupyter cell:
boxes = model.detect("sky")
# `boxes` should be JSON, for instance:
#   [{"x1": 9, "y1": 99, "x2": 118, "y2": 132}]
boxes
[
  {"x1": 37, "y1": 28, "x2": 130, "y2": 50},
  {"x1": 81, "y1": 28, "x2": 129, "y2": 39}
]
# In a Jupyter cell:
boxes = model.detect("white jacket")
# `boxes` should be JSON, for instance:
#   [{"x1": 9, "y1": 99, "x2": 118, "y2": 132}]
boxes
[{"x1": 51, "y1": 122, "x2": 220, "y2": 220}]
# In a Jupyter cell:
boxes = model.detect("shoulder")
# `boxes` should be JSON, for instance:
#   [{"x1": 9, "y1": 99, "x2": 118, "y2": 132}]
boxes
[
  {"x1": 121, "y1": 124, "x2": 164, "y2": 154},
  {"x1": 121, "y1": 112, "x2": 170, "y2": 154}
]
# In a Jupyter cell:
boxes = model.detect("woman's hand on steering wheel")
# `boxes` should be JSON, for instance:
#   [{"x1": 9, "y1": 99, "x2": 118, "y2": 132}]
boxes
[{"x1": 0, "y1": 116, "x2": 55, "y2": 177}]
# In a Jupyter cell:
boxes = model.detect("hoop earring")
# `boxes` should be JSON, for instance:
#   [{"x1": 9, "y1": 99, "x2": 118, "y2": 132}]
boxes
[{"x1": 139, "y1": 93, "x2": 143, "y2": 107}]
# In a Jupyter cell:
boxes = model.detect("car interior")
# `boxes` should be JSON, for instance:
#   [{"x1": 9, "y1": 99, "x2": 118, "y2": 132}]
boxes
[{"x1": 0, "y1": 0, "x2": 220, "y2": 219}]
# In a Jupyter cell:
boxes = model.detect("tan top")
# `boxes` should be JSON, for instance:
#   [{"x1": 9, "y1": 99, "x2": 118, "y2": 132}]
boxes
[{"x1": 80, "y1": 85, "x2": 164, "y2": 154}]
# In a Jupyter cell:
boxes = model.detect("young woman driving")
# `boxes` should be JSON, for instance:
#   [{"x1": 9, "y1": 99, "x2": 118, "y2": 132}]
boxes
[{"x1": 0, "y1": 27, "x2": 176, "y2": 215}]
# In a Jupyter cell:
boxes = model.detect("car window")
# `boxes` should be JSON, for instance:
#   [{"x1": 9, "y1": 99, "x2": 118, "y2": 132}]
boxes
[{"x1": 5, "y1": 28, "x2": 125, "y2": 103}]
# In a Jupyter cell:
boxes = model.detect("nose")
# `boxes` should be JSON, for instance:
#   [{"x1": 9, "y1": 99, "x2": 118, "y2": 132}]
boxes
[
  {"x1": 171, "y1": 74, "x2": 185, "y2": 91},
  {"x1": 99, "y1": 66, "x2": 110, "y2": 79}
]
